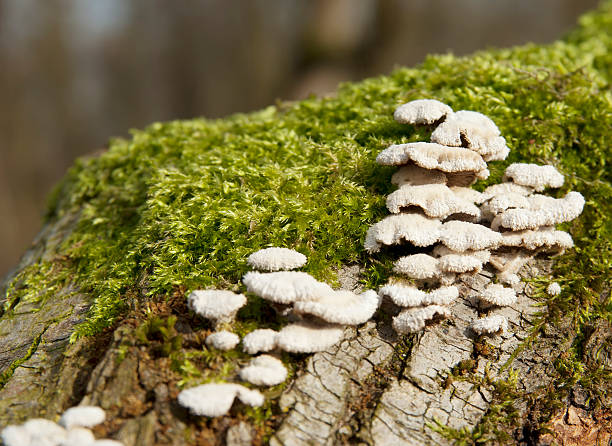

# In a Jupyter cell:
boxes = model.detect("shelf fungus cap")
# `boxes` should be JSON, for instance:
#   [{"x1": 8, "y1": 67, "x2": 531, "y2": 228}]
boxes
[
  {"x1": 547, "y1": 282, "x2": 562, "y2": 296},
  {"x1": 177, "y1": 383, "x2": 263, "y2": 417},
  {"x1": 393, "y1": 254, "x2": 440, "y2": 279},
  {"x1": 242, "y1": 329, "x2": 279, "y2": 355},
  {"x1": 276, "y1": 321, "x2": 344, "y2": 353},
  {"x1": 449, "y1": 186, "x2": 486, "y2": 205},
  {"x1": 377, "y1": 143, "x2": 489, "y2": 179},
  {"x1": 206, "y1": 331, "x2": 240, "y2": 351},
  {"x1": 386, "y1": 184, "x2": 481, "y2": 219},
  {"x1": 500, "y1": 227, "x2": 573, "y2": 252},
  {"x1": 393, "y1": 99, "x2": 453, "y2": 124},
  {"x1": 239, "y1": 355, "x2": 288, "y2": 386},
  {"x1": 504, "y1": 163, "x2": 564, "y2": 191},
  {"x1": 1, "y1": 426, "x2": 31, "y2": 446},
  {"x1": 59, "y1": 406, "x2": 106, "y2": 429},
  {"x1": 437, "y1": 252, "x2": 487, "y2": 274},
  {"x1": 293, "y1": 289, "x2": 379, "y2": 325},
  {"x1": 242, "y1": 271, "x2": 333, "y2": 304},
  {"x1": 470, "y1": 315, "x2": 508, "y2": 335},
  {"x1": 20, "y1": 419, "x2": 67, "y2": 445},
  {"x1": 188, "y1": 290, "x2": 247, "y2": 322},
  {"x1": 479, "y1": 284, "x2": 517, "y2": 307},
  {"x1": 493, "y1": 191, "x2": 585, "y2": 231},
  {"x1": 364, "y1": 213, "x2": 442, "y2": 253},
  {"x1": 247, "y1": 247, "x2": 307, "y2": 271},
  {"x1": 390, "y1": 164, "x2": 447, "y2": 187},
  {"x1": 62, "y1": 427, "x2": 96, "y2": 446},
  {"x1": 394, "y1": 99, "x2": 453, "y2": 125},
  {"x1": 440, "y1": 221, "x2": 502, "y2": 251},
  {"x1": 379, "y1": 284, "x2": 458, "y2": 307},
  {"x1": 481, "y1": 182, "x2": 533, "y2": 200},
  {"x1": 392, "y1": 305, "x2": 451, "y2": 334}
]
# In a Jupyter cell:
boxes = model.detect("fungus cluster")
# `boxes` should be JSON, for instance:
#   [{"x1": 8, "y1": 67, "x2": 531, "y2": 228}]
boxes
[
  {"x1": 369, "y1": 99, "x2": 584, "y2": 335},
  {"x1": 1, "y1": 406, "x2": 121, "y2": 446},
  {"x1": 179, "y1": 246, "x2": 380, "y2": 417}
]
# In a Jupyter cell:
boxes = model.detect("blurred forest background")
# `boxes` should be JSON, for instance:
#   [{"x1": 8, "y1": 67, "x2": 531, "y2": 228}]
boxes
[{"x1": 0, "y1": 0, "x2": 600, "y2": 277}]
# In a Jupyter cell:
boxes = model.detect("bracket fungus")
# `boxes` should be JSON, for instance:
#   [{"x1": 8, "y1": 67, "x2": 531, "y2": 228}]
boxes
[
  {"x1": 241, "y1": 328, "x2": 279, "y2": 355},
  {"x1": 187, "y1": 289, "x2": 246, "y2": 324},
  {"x1": 58, "y1": 406, "x2": 106, "y2": 429},
  {"x1": 379, "y1": 284, "x2": 458, "y2": 307},
  {"x1": 364, "y1": 213, "x2": 442, "y2": 253},
  {"x1": 242, "y1": 271, "x2": 332, "y2": 304},
  {"x1": 239, "y1": 355, "x2": 288, "y2": 386},
  {"x1": 392, "y1": 305, "x2": 451, "y2": 334},
  {"x1": 470, "y1": 314, "x2": 508, "y2": 335},
  {"x1": 386, "y1": 183, "x2": 481, "y2": 219},
  {"x1": 504, "y1": 163, "x2": 564, "y2": 191},
  {"x1": 393, "y1": 98, "x2": 453, "y2": 125},
  {"x1": 275, "y1": 321, "x2": 344, "y2": 353},
  {"x1": 177, "y1": 383, "x2": 264, "y2": 417},
  {"x1": 293, "y1": 289, "x2": 379, "y2": 325},
  {"x1": 479, "y1": 283, "x2": 517, "y2": 307},
  {"x1": 246, "y1": 247, "x2": 307, "y2": 271},
  {"x1": 206, "y1": 331, "x2": 240, "y2": 351}
]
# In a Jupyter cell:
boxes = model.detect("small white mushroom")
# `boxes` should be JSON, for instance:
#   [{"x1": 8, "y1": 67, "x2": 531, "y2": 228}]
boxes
[
  {"x1": 188, "y1": 290, "x2": 247, "y2": 323},
  {"x1": 493, "y1": 191, "x2": 585, "y2": 231},
  {"x1": 242, "y1": 271, "x2": 332, "y2": 304},
  {"x1": 206, "y1": 331, "x2": 240, "y2": 351},
  {"x1": 379, "y1": 284, "x2": 458, "y2": 307},
  {"x1": 470, "y1": 315, "x2": 508, "y2": 335},
  {"x1": 386, "y1": 184, "x2": 481, "y2": 219},
  {"x1": 1, "y1": 425, "x2": 31, "y2": 446},
  {"x1": 430, "y1": 110, "x2": 509, "y2": 161},
  {"x1": 60, "y1": 427, "x2": 96, "y2": 446},
  {"x1": 481, "y1": 182, "x2": 533, "y2": 200},
  {"x1": 393, "y1": 99, "x2": 453, "y2": 125},
  {"x1": 242, "y1": 329, "x2": 278, "y2": 355},
  {"x1": 275, "y1": 321, "x2": 344, "y2": 353},
  {"x1": 439, "y1": 220, "x2": 502, "y2": 251},
  {"x1": 504, "y1": 163, "x2": 564, "y2": 191},
  {"x1": 499, "y1": 227, "x2": 574, "y2": 252},
  {"x1": 390, "y1": 164, "x2": 447, "y2": 187},
  {"x1": 479, "y1": 284, "x2": 517, "y2": 307},
  {"x1": 547, "y1": 282, "x2": 562, "y2": 296},
  {"x1": 392, "y1": 305, "x2": 451, "y2": 334},
  {"x1": 393, "y1": 254, "x2": 439, "y2": 279},
  {"x1": 364, "y1": 213, "x2": 442, "y2": 253},
  {"x1": 247, "y1": 247, "x2": 307, "y2": 271},
  {"x1": 59, "y1": 406, "x2": 106, "y2": 429},
  {"x1": 293, "y1": 289, "x2": 379, "y2": 325},
  {"x1": 239, "y1": 355, "x2": 288, "y2": 386},
  {"x1": 177, "y1": 383, "x2": 263, "y2": 417},
  {"x1": 376, "y1": 143, "x2": 489, "y2": 179}
]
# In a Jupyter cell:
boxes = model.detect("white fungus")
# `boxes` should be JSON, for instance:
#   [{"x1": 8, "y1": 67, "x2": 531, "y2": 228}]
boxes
[
  {"x1": 392, "y1": 305, "x2": 451, "y2": 334},
  {"x1": 500, "y1": 227, "x2": 574, "y2": 252},
  {"x1": 481, "y1": 182, "x2": 533, "y2": 200},
  {"x1": 92, "y1": 440, "x2": 125, "y2": 446},
  {"x1": 386, "y1": 184, "x2": 481, "y2": 219},
  {"x1": 504, "y1": 163, "x2": 564, "y2": 191},
  {"x1": 23, "y1": 419, "x2": 67, "y2": 445},
  {"x1": 239, "y1": 355, "x2": 288, "y2": 386},
  {"x1": 393, "y1": 253, "x2": 440, "y2": 279},
  {"x1": 439, "y1": 220, "x2": 502, "y2": 252},
  {"x1": 379, "y1": 284, "x2": 458, "y2": 307},
  {"x1": 364, "y1": 213, "x2": 442, "y2": 253},
  {"x1": 393, "y1": 99, "x2": 453, "y2": 125},
  {"x1": 479, "y1": 284, "x2": 517, "y2": 307},
  {"x1": 437, "y1": 252, "x2": 486, "y2": 273},
  {"x1": 188, "y1": 289, "x2": 247, "y2": 323},
  {"x1": 177, "y1": 383, "x2": 263, "y2": 417},
  {"x1": 390, "y1": 164, "x2": 447, "y2": 187},
  {"x1": 246, "y1": 247, "x2": 307, "y2": 271},
  {"x1": 206, "y1": 331, "x2": 240, "y2": 351},
  {"x1": 377, "y1": 143, "x2": 489, "y2": 179},
  {"x1": 470, "y1": 315, "x2": 508, "y2": 335},
  {"x1": 59, "y1": 406, "x2": 106, "y2": 429},
  {"x1": 242, "y1": 271, "x2": 332, "y2": 304},
  {"x1": 449, "y1": 186, "x2": 486, "y2": 204},
  {"x1": 242, "y1": 328, "x2": 279, "y2": 355},
  {"x1": 547, "y1": 282, "x2": 562, "y2": 296},
  {"x1": 293, "y1": 289, "x2": 379, "y2": 325},
  {"x1": 493, "y1": 191, "x2": 585, "y2": 231},
  {"x1": 1, "y1": 425, "x2": 31, "y2": 446},
  {"x1": 275, "y1": 321, "x2": 344, "y2": 353}
]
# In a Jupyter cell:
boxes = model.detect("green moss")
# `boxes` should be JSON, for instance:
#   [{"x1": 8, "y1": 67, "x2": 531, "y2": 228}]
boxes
[{"x1": 3, "y1": 0, "x2": 611, "y2": 436}]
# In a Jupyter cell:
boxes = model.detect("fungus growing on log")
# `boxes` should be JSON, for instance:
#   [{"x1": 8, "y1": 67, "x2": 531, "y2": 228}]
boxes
[
  {"x1": 177, "y1": 383, "x2": 264, "y2": 417},
  {"x1": 393, "y1": 99, "x2": 453, "y2": 124},
  {"x1": 504, "y1": 163, "x2": 564, "y2": 191},
  {"x1": 479, "y1": 284, "x2": 517, "y2": 307},
  {"x1": 293, "y1": 289, "x2": 379, "y2": 325},
  {"x1": 187, "y1": 290, "x2": 247, "y2": 324},
  {"x1": 239, "y1": 355, "x2": 288, "y2": 386},
  {"x1": 59, "y1": 406, "x2": 106, "y2": 429},
  {"x1": 275, "y1": 321, "x2": 344, "y2": 353},
  {"x1": 242, "y1": 271, "x2": 332, "y2": 304},
  {"x1": 246, "y1": 247, "x2": 307, "y2": 271},
  {"x1": 547, "y1": 282, "x2": 562, "y2": 296},
  {"x1": 470, "y1": 314, "x2": 508, "y2": 335},
  {"x1": 206, "y1": 331, "x2": 240, "y2": 351},
  {"x1": 364, "y1": 213, "x2": 442, "y2": 253},
  {"x1": 392, "y1": 305, "x2": 451, "y2": 334},
  {"x1": 379, "y1": 284, "x2": 458, "y2": 307},
  {"x1": 241, "y1": 328, "x2": 279, "y2": 355}
]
